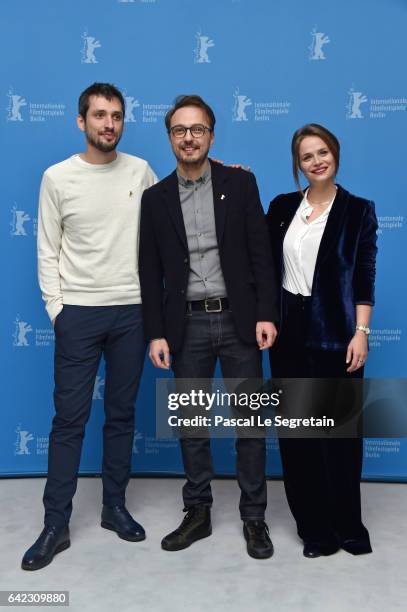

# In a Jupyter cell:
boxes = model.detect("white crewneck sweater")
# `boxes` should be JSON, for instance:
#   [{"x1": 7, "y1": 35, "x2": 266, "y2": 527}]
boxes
[{"x1": 37, "y1": 152, "x2": 158, "y2": 321}]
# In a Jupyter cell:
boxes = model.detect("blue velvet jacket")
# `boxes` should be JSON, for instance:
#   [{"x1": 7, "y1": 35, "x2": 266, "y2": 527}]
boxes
[{"x1": 266, "y1": 185, "x2": 378, "y2": 350}]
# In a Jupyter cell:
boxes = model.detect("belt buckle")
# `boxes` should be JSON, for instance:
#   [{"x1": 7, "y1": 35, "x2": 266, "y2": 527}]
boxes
[{"x1": 205, "y1": 297, "x2": 222, "y2": 313}]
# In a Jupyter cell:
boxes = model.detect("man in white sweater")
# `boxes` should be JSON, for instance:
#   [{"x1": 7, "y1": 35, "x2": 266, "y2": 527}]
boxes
[{"x1": 22, "y1": 83, "x2": 157, "y2": 571}]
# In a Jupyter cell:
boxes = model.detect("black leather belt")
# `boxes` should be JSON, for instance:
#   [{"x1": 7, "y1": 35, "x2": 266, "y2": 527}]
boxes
[{"x1": 187, "y1": 297, "x2": 229, "y2": 313}]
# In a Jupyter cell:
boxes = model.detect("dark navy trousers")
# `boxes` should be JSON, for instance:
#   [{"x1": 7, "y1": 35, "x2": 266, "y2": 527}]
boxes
[{"x1": 43, "y1": 304, "x2": 145, "y2": 528}]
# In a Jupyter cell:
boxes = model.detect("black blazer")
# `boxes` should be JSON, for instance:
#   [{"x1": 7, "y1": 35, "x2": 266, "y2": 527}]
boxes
[
  {"x1": 266, "y1": 185, "x2": 378, "y2": 350},
  {"x1": 139, "y1": 160, "x2": 279, "y2": 353}
]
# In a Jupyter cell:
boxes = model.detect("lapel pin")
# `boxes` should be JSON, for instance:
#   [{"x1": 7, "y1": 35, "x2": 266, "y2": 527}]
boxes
[
  {"x1": 220, "y1": 194, "x2": 226, "y2": 200},
  {"x1": 280, "y1": 221, "x2": 285, "y2": 227}
]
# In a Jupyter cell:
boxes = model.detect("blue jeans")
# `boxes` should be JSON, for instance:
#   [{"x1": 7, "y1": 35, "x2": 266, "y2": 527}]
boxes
[
  {"x1": 43, "y1": 304, "x2": 146, "y2": 528},
  {"x1": 172, "y1": 309, "x2": 266, "y2": 521}
]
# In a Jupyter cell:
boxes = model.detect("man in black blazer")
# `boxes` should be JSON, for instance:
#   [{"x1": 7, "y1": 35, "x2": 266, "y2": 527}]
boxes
[{"x1": 139, "y1": 95, "x2": 278, "y2": 559}]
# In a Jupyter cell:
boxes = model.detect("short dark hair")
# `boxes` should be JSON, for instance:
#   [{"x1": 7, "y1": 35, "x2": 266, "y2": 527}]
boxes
[
  {"x1": 78, "y1": 82, "x2": 125, "y2": 120},
  {"x1": 291, "y1": 123, "x2": 340, "y2": 192},
  {"x1": 165, "y1": 94, "x2": 216, "y2": 132}
]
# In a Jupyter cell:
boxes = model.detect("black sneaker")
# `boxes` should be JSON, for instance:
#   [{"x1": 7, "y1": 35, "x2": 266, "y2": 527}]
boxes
[
  {"x1": 243, "y1": 520, "x2": 274, "y2": 559},
  {"x1": 161, "y1": 506, "x2": 212, "y2": 551}
]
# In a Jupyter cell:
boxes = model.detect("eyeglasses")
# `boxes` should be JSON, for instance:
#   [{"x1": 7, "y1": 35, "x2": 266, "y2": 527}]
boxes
[{"x1": 169, "y1": 124, "x2": 212, "y2": 139}]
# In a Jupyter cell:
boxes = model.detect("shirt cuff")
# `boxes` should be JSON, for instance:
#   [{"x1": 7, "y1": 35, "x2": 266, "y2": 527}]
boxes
[{"x1": 46, "y1": 299, "x2": 63, "y2": 323}]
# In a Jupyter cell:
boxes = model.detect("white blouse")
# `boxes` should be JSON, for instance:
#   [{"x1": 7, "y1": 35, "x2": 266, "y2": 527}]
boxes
[{"x1": 282, "y1": 189, "x2": 336, "y2": 296}]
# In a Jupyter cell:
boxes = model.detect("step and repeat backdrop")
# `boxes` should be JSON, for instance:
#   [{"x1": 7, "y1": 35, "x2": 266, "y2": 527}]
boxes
[{"x1": 2, "y1": 0, "x2": 406, "y2": 479}]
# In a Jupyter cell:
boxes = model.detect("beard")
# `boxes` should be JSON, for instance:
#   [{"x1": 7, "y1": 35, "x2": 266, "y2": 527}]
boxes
[
  {"x1": 173, "y1": 144, "x2": 209, "y2": 167},
  {"x1": 85, "y1": 128, "x2": 122, "y2": 153}
]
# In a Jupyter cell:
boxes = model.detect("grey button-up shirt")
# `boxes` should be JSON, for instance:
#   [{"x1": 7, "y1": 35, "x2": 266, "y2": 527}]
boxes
[{"x1": 177, "y1": 163, "x2": 228, "y2": 301}]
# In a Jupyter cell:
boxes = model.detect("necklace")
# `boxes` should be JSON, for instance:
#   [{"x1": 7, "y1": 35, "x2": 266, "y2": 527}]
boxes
[{"x1": 306, "y1": 186, "x2": 337, "y2": 207}]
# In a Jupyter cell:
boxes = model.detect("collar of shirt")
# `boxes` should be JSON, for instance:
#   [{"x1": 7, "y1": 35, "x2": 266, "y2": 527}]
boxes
[
  {"x1": 297, "y1": 188, "x2": 336, "y2": 224},
  {"x1": 176, "y1": 162, "x2": 211, "y2": 188}
]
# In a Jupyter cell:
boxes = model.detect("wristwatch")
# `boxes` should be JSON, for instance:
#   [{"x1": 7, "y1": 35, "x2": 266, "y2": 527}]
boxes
[{"x1": 355, "y1": 325, "x2": 370, "y2": 335}]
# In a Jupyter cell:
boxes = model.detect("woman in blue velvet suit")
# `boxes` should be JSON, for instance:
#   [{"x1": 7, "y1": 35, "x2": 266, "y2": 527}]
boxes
[{"x1": 267, "y1": 123, "x2": 378, "y2": 557}]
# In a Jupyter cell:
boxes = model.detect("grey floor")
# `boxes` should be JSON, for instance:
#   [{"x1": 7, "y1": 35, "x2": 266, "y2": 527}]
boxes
[{"x1": 1, "y1": 478, "x2": 405, "y2": 612}]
